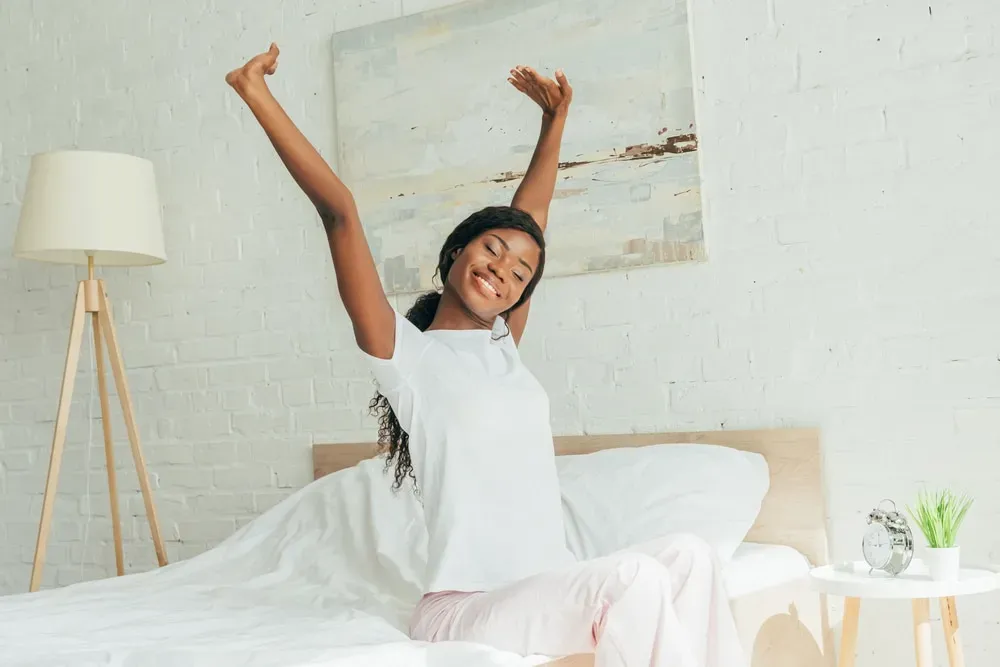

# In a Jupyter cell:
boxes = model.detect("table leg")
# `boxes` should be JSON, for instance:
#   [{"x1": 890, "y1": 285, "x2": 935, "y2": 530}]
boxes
[
  {"x1": 911, "y1": 598, "x2": 933, "y2": 667},
  {"x1": 940, "y1": 597, "x2": 965, "y2": 667},
  {"x1": 838, "y1": 597, "x2": 861, "y2": 667}
]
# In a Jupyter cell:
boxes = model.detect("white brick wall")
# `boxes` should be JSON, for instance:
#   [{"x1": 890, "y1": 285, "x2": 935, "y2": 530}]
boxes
[{"x1": 2, "y1": 0, "x2": 999, "y2": 663}]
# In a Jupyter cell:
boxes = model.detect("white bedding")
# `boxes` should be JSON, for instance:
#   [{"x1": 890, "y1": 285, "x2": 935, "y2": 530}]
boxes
[
  {"x1": 723, "y1": 543, "x2": 811, "y2": 599},
  {"x1": 0, "y1": 459, "x2": 810, "y2": 666}
]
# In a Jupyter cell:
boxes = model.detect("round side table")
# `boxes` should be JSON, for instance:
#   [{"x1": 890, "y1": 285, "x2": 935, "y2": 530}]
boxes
[{"x1": 810, "y1": 560, "x2": 1000, "y2": 667}]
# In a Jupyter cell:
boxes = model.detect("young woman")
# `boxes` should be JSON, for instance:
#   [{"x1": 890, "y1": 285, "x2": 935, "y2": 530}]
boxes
[{"x1": 227, "y1": 44, "x2": 745, "y2": 667}]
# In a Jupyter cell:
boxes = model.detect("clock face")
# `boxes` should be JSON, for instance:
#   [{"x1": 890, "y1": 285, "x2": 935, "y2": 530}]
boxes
[{"x1": 863, "y1": 523, "x2": 892, "y2": 569}]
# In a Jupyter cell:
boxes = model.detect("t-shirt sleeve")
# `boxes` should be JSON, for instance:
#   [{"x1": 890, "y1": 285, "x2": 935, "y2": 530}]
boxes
[{"x1": 362, "y1": 310, "x2": 429, "y2": 430}]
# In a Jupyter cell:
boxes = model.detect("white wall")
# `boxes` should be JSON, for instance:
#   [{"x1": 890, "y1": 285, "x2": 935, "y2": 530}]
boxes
[{"x1": 1, "y1": 0, "x2": 998, "y2": 662}]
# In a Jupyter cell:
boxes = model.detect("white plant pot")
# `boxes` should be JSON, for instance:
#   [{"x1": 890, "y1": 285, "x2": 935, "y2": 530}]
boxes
[{"x1": 925, "y1": 547, "x2": 961, "y2": 581}]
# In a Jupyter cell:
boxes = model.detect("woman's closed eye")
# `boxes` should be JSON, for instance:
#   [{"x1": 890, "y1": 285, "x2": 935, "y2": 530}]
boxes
[{"x1": 485, "y1": 239, "x2": 525, "y2": 281}]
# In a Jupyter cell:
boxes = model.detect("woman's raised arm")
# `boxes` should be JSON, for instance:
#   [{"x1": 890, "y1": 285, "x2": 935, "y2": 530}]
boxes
[
  {"x1": 507, "y1": 65, "x2": 572, "y2": 343},
  {"x1": 226, "y1": 44, "x2": 395, "y2": 358}
]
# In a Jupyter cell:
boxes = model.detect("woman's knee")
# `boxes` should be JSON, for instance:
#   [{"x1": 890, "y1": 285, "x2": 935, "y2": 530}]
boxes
[
  {"x1": 609, "y1": 552, "x2": 669, "y2": 588},
  {"x1": 667, "y1": 532, "x2": 716, "y2": 561},
  {"x1": 656, "y1": 533, "x2": 721, "y2": 582}
]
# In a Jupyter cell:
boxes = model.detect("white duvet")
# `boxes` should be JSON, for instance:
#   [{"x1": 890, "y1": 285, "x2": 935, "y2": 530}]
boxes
[
  {"x1": 0, "y1": 453, "x2": 807, "y2": 666},
  {"x1": 0, "y1": 459, "x2": 547, "y2": 666}
]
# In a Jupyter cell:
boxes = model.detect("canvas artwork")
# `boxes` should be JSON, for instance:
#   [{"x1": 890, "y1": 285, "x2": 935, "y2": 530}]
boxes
[{"x1": 332, "y1": 0, "x2": 705, "y2": 294}]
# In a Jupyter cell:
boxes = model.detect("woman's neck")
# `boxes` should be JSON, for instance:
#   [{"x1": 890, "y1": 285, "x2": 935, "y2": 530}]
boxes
[{"x1": 426, "y1": 289, "x2": 493, "y2": 332}]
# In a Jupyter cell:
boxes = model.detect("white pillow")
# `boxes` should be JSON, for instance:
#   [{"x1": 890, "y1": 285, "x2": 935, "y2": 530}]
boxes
[{"x1": 557, "y1": 443, "x2": 770, "y2": 562}]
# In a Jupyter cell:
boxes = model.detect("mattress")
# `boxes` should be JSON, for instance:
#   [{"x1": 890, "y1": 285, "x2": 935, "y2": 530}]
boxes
[
  {"x1": 0, "y1": 460, "x2": 813, "y2": 666},
  {"x1": 723, "y1": 542, "x2": 812, "y2": 599}
]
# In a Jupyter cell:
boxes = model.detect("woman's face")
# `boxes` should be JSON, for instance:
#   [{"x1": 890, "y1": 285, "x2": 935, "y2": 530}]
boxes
[{"x1": 447, "y1": 228, "x2": 542, "y2": 321}]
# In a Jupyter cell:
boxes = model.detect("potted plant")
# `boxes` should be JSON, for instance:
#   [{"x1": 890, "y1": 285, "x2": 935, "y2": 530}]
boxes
[{"x1": 907, "y1": 488, "x2": 974, "y2": 581}]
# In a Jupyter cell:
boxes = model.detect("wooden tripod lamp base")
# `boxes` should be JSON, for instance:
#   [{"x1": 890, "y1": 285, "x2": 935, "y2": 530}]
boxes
[
  {"x1": 12, "y1": 149, "x2": 171, "y2": 593},
  {"x1": 29, "y1": 269, "x2": 168, "y2": 591}
]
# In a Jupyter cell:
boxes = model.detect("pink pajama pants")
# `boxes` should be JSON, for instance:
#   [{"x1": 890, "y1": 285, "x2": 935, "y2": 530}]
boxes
[{"x1": 409, "y1": 533, "x2": 746, "y2": 667}]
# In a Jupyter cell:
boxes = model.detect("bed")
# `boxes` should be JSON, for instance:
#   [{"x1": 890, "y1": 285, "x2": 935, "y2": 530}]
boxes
[
  {"x1": 0, "y1": 428, "x2": 834, "y2": 666},
  {"x1": 315, "y1": 427, "x2": 836, "y2": 667}
]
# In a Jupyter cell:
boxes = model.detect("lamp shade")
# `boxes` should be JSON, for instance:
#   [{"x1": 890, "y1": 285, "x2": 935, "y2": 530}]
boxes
[{"x1": 14, "y1": 150, "x2": 167, "y2": 267}]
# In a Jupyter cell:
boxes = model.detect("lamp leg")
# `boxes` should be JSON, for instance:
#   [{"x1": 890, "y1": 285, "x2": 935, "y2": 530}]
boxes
[
  {"x1": 93, "y1": 311, "x2": 125, "y2": 576},
  {"x1": 30, "y1": 283, "x2": 88, "y2": 592},
  {"x1": 97, "y1": 283, "x2": 168, "y2": 567}
]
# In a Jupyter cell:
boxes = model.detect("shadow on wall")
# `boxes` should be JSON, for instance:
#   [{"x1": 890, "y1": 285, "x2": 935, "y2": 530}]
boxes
[
  {"x1": 750, "y1": 604, "x2": 829, "y2": 667},
  {"x1": 730, "y1": 581, "x2": 835, "y2": 667}
]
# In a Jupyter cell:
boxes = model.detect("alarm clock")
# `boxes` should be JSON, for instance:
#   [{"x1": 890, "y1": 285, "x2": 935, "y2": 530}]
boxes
[{"x1": 862, "y1": 499, "x2": 914, "y2": 576}]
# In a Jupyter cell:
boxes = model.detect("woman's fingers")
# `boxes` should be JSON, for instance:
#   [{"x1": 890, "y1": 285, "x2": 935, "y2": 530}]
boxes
[
  {"x1": 518, "y1": 67, "x2": 540, "y2": 88},
  {"x1": 555, "y1": 69, "x2": 572, "y2": 100},
  {"x1": 508, "y1": 68, "x2": 527, "y2": 88},
  {"x1": 510, "y1": 68, "x2": 534, "y2": 96},
  {"x1": 507, "y1": 77, "x2": 527, "y2": 93},
  {"x1": 262, "y1": 43, "x2": 279, "y2": 73},
  {"x1": 522, "y1": 67, "x2": 559, "y2": 99},
  {"x1": 509, "y1": 64, "x2": 573, "y2": 112}
]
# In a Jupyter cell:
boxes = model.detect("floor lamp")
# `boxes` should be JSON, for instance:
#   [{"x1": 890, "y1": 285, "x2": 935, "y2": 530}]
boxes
[{"x1": 14, "y1": 150, "x2": 169, "y2": 591}]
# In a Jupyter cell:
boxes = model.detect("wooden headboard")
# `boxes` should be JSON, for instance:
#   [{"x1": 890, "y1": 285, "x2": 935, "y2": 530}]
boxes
[{"x1": 313, "y1": 427, "x2": 828, "y2": 566}]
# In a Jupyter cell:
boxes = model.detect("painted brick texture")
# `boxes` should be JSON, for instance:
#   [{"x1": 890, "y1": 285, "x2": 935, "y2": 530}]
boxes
[{"x1": 1, "y1": 0, "x2": 998, "y2": 663}]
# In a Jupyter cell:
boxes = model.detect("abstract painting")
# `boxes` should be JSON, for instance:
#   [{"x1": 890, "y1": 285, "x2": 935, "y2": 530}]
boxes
[{"x1": 332, "y1": 0, "x2": 705, "y2": 294}]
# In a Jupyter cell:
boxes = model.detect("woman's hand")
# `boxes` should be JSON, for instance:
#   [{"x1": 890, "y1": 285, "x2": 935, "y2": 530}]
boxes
[
  {"x1": 508, "y1": 65, "x2": 573, "y2": 119},
  {"x1": 226, "y1": 43, "x2": 280, "y2": 97}
]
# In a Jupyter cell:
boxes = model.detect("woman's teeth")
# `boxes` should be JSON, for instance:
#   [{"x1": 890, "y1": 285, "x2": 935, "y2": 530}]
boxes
[{"x1": 475, "y1": 275, "x2": 500, "y2": 297}]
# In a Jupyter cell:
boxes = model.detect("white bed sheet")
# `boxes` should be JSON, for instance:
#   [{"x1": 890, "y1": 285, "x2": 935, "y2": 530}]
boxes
[
  {"x1": 0, "y1": 460, "x2": 810, "y2": 666},
  {"x1": 723, "y1": 543, "x2": 812, "y2": 599}
]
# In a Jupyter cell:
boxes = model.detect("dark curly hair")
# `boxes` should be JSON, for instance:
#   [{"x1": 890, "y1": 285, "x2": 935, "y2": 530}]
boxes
[{"x1": 368, "y1": 206, "x2": 547, "y2": 492}]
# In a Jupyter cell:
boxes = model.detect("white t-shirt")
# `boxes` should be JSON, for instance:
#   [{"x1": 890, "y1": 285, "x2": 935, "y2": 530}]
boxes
[{"x1": 365, "y1": 310, "x2": 575, "y2": 593}]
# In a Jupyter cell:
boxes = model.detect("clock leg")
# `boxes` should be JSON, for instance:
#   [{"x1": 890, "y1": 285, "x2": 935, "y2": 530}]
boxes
[
  {"x1": 911, "y1": 598, "x2": 933, "y2": 667},
  {"x1": 940, "y1": 597, "x2": 965, "y2": 667},
  {"x1": 838, "y1": 597, "x2": 861, "y2": 667}
]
